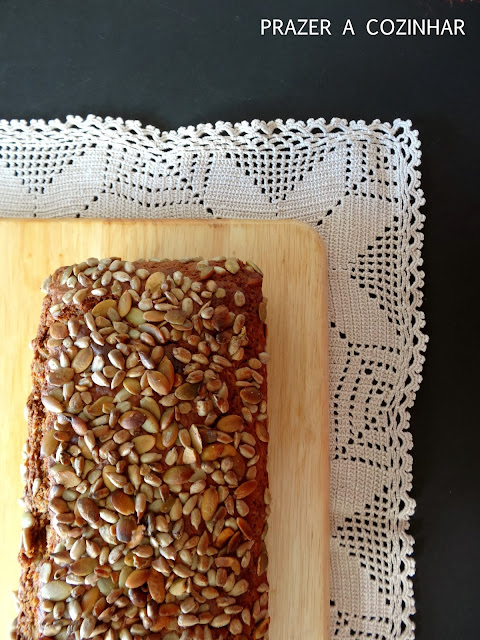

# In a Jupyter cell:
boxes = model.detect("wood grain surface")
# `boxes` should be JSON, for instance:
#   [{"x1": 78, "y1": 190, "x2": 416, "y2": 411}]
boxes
[{"x1": 0, "y1": 218, "x2": 329, "y2": 640}]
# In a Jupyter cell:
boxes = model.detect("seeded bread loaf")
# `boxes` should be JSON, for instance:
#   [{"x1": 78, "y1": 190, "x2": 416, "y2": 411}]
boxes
[{"x1": 15, "y1": 256, "x2": 270, "y2": 640}]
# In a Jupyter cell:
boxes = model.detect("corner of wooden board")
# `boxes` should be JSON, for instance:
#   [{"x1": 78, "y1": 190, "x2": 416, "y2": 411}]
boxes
[{"x1": 284, "y1": 219, "x2": 327, "y2": 257}]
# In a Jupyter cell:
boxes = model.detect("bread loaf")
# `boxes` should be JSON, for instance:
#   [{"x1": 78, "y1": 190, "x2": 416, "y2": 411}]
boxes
[{"x1": 14, "y1": 256, "x2": 269, "y2": 640}]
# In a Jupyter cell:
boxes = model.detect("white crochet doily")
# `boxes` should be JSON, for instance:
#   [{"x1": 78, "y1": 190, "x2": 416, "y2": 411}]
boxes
[{"x1": 0, "y1": 115, "x2": 426, "y2": 640}]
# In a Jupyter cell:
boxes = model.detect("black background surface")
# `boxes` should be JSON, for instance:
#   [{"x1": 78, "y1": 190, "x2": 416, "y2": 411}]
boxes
[{"x1": 0, "y1": 1, "x2": 479, "y2": 638}]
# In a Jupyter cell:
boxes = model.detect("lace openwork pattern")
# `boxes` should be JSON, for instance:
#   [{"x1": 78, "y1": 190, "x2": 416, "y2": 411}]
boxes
[{"x1": 0, "y1": 115, "x2": 426, "y2": 640}]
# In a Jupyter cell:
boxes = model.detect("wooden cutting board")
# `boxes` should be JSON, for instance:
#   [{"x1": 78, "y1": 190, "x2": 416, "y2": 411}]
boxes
[{"x1": 0, "y1": 219, "x2": 329, "y2": 640}]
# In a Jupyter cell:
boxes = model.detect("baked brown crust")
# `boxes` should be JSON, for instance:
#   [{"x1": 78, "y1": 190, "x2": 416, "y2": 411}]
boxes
[{"x1": 15, "y1": 257, "x2": 269, "y2": 640}]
